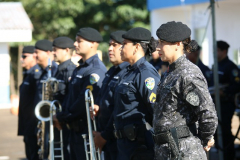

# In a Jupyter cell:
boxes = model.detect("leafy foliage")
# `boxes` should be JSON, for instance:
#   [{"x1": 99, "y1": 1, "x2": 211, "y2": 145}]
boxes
[{"x1": 2, "y1": 0, "x2": 150, "y2": 64}]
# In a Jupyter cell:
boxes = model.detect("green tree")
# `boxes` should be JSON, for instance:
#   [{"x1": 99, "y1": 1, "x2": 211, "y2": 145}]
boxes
[{"x1": 2, "y1": 0, "x2": 150, "y2": 65}]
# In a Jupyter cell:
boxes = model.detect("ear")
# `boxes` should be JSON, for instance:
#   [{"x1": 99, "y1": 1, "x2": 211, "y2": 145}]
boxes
[
  {"x1": 46, "y1": 51, "x2": 51, "y2": 56},
  {"x1": 90, "y1": 41, "x2": 95, "y2": 48},
  {"x1": 66, "y1": 48, "x2": 70, "y2": 53},
  {"x1": 134, "y1": 43, "x2": 140, "y2": 54},
  {"x1": 175, "y1": 42, "x2": 181, "y2": 51}
]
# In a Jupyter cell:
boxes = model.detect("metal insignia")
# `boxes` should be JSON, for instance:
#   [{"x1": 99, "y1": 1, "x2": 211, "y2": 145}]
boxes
[
  {"x1": 145, "y1": 77, "x2": 155, "y2": 90},
  {"x1": 149, "y1": 92, "x2": 156, "y2": 103},
  {"x1": 186, "y1": 92, "x2": 200, "y2": 106},
  {"x1": 90, "y1": 73, "x2": 100, "y2": 84}
]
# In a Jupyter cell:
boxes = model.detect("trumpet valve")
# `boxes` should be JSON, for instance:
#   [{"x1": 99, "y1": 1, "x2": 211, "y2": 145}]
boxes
[
  {"x1": 37, "y1": 121, "x2": 42, "y2": 129},
  {"x1": 37, "y1": 130, "x2": 42, "y2": 139},
  {"x1": 37, "y1": 138, "x2": 42, "y2": 146}
]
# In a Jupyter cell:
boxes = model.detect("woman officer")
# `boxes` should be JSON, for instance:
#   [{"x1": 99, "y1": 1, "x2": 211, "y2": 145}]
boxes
[
  {"x1": 153, "y1": 21, "x2": 218, "y2": 160},
  {"x1": 112, "y1": 27, "x2": 160, "y2": 160}
]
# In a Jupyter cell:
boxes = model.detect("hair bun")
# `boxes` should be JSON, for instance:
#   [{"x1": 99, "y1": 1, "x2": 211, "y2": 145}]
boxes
[{"x1": 189, "y1": 40, "x2": 199, "y2": 52}]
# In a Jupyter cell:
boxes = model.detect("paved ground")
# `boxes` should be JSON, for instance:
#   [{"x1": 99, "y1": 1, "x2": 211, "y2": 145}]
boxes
[
  {"x1": 1, "y1": 108, "x2": 240, "y2": 160},
  {"x1": 0, "y1": 109, "x2": 25, "y2": 160}
]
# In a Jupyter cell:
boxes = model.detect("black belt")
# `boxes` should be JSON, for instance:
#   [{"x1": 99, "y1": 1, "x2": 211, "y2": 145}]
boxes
[
  {"x1": 153, "y1": 125, "x2": 191, "y2": 145},
  {"x1": 114, "y1": 124, "x2": 146, "y2": 140}
]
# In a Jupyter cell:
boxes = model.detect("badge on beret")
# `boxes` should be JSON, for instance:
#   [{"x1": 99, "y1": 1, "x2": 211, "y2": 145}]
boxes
[
  {"x1": 145, "y1": 77, "x2": 155, "y2": 90},
  {"x1": 186, "y1": 92, "x2": 200, "y2": 106},
  {"x1": 68, "y1": 77, "x2": 71, "y2": 81},
  {"x1": 35, "y1": 69, "x2": 39, "y2": 72},
  {"x1": 232, "y1": 69, "x2": 238, "y2": 77},
  {"x1": 90, "y1": 73, "x2": 100, "y2": 84},
  {"x1": 149, "y1": 92, "x2": 156, "y2": 103}
]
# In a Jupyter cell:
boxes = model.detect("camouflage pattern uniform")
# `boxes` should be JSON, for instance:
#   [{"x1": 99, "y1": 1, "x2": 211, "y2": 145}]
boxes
[{"x1": 153, "y1": 55, "x2": 218, "y2": 160}]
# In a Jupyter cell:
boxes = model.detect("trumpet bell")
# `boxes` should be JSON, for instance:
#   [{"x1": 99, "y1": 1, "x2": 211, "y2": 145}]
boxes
[{"x1": 35, "y1": 100, "x2": 51, "y2": 121}]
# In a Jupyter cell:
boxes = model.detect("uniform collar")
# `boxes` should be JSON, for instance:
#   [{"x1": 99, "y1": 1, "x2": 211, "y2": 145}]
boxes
[
  {"x1": 118, "y1": 61, "x2": 129, "y2": 70},
  {"x1": 58, "y1": 59, "x2": 72, "y2": 71},
  {"x1": 127, "y1": 57, "x2": 145, "y2": 71},
  {"x1": 26, "y1": 64, "x2": 39, "y2": 74},
  {"x1": 78, "y1": 54, "x2": 98, "y2": 66},
  {"x1": 218, "y1": 56, "x2": 229, "y2": 65},
  {"x1": 168, "y1": 54, "x2": 186, "y2": 72}
]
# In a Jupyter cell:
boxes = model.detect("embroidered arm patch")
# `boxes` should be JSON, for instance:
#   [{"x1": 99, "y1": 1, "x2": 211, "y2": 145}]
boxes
[{"x1": 186, "y1": 92, "x2": 200, "y2": 106}]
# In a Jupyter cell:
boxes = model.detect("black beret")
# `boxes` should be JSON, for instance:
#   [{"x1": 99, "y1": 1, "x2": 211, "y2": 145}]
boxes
[
  {"x1": 53, "y1": 36, "x2": 74, "y2": 49},
  {"x1": 22, "y1": 46, "x2": 35, "y2": 54},
  {"x1": 76, "y1": 27, "x2": 103, "y2": 42},
  {"x1": 122, "y1": 27, "x2": 151, "y2": 42},
  {"x1": 156, "y1": 21, "x2": 191, "y2": 42},
  {"x1": 110, "y1": 31, "x2": 126, "y2": 44},
  {"x1": 35, "y1": 40, "x2": 53, "y2": 52},
  {"x1": 217, "y1": 40, "x2": 230, "y2": 50}
]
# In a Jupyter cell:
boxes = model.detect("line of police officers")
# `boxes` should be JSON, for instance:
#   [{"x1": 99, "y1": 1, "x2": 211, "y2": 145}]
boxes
[{"x1": 18, "y1": 21, "x2": 240, "y2": 160}]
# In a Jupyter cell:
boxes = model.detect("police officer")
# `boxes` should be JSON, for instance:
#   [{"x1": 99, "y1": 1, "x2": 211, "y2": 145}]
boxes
[
  {"x1": 53, "y1": 27, "x2": 107, "y2": 160},
  {"x1": 149, "y1": 39, "x2": 162, "y2": 74},
  {"x1": 153, "y1": 21, "x2": 218, "y2": 160},
  {"x1": 18, "y1": 46, "x2": 41, "y2": 160},
  {"x1": 186, "y1": 40, "x2": 212, "y2": 86},
  {"x1": 212, "y1": 40, "x2": 240, "y2": 160},
  {"x1": 111, "y1": 27, "x2": 160, "y2": 160},
  {"x1": 52, "y1": 36, "x2": 76, "y2": 160},
  {"x1": 34, "y1": 40, "x2": 58, "y2": 158},
  {"x1": 34, "y1": 39, "x2": 58, "y2": 105},
  {"x1": 90, "y1": 30, "x2": 128, "y2": 160}
]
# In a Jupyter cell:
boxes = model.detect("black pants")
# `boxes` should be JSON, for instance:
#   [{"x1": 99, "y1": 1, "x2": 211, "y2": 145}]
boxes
[
  {"x1": 215, "y1": 102, "x2": 235, "y2": 160},
  {"x1": 23, "y1": 135, "x2": 40, "y2": 160},
  {"x1": 69, "y1": 128, "x2": 88, "y2": 160},
  {"x1": 104, "y1": 150, "x2": 118, "y2": 160}
]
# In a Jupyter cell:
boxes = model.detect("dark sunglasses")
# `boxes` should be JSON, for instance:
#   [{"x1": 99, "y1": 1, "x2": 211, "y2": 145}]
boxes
[{"x1": 22, "y1": 55, "x2": 30, "y2": 59}]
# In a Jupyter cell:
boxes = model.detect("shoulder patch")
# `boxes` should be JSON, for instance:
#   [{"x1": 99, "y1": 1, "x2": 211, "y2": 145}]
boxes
[
  {"x1": 149, "y1": 92, "x2": 156, "y2": 103},
  {"x1": 145, "y1": 77, "x2": 155, "y2": 90},
  {"x1": 186, "y1": 92, "x2": 200, "y2": 106},
  {"x1": 90, "y1": 73, "x2": 100, "y2": 84}
]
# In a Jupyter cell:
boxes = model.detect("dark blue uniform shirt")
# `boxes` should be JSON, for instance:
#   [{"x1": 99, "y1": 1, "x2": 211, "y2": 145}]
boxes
[
  {"x1": 113, "y1": 57, "x2": 160, "y2": 130},
  {"x1": 211, "y1": 56, "x2": 240, "y2": 100},
  {"x1": 96, "y1": 62, "x2": 129, "y2": 131},
  {"x1": 149, "y1": 58, "x2": 162, "y2": 72},
  {"x1": 197, "y1": 59, "x2": 212, "y2": 86},
  {"x1": 18, "y1": 64, "x2": 42, "y2": 136},
  {"x1": 57, "y1": 54, "x2": 107, "y2": 123},
  {"x1": 34, "y1": 61, "x2": 58, "y2": 106},
  {"x1": 54, "y1": 59, "x2": 76, "y2": 105},
  {"x1": 95, "y1": 62, "x2": 129, "y2": 151}
]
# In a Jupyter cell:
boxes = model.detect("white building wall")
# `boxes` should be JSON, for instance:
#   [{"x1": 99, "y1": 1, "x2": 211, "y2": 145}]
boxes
[
  {"x1": 0, "y1": 43, "x2": 10, "y2": 108},
  {"x1": 150, "y1": 0, "x2": 240, "y2": 68}
]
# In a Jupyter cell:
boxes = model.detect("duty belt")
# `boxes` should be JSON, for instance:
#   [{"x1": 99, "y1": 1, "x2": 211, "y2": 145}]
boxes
[
  {"x1": 114, "y1": 124, "x2": 146, "y2": 141},
  {"x1": 153, "y1": 125, "x2": 191, "y2": 145}
]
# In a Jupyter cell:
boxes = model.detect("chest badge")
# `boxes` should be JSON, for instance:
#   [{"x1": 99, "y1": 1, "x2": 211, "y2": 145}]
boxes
[
  {"x1": 35, "y1": 69, "x2": 39, "y2": 72},
  {"x1": 90, "y1": 73, "x2": 100, "y2": 84},
  {"x1": 145, "y1": 77, "x2": 155, "y2": 90}
]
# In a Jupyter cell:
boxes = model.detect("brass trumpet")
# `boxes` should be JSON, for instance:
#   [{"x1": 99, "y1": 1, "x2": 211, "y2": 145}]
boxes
[{"x1": 82, "y1": 89, "x2": 102, "y2": 160}]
